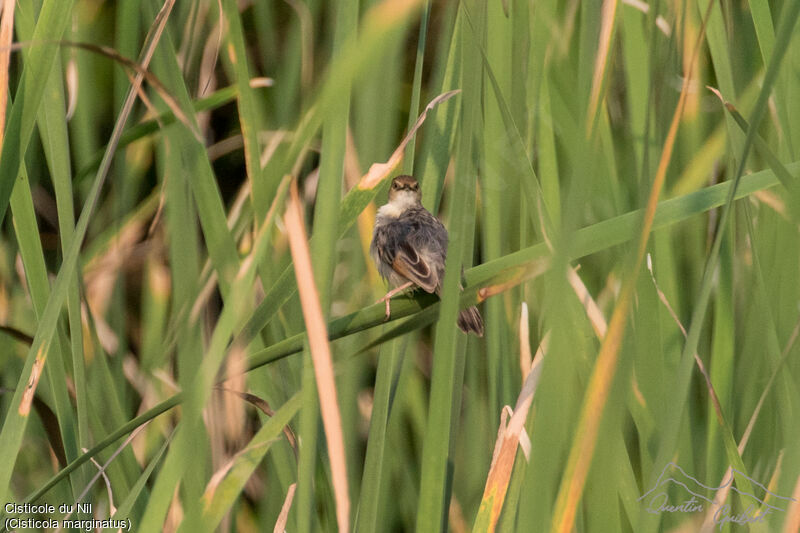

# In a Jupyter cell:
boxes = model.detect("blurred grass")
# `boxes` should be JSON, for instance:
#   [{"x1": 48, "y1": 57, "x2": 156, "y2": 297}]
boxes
[{"x1": 0, "y1": 0, "x2": 799, "y2": 532}]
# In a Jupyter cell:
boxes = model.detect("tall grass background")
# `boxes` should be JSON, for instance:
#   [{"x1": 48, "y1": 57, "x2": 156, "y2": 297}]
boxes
[{"x1": 0, "y1": 0, "x2": 798, "y2": 531}]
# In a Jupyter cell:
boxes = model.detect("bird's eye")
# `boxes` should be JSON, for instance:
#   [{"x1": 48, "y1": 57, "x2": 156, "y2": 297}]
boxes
[{"x1": 412, "y1": 184, "x2": 418, "y2": 190}]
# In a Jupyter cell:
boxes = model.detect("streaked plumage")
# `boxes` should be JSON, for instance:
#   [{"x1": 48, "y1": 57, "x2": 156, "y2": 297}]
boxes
[{"x1": 370, "y1": 175, "x2": 484, "y2": 336}]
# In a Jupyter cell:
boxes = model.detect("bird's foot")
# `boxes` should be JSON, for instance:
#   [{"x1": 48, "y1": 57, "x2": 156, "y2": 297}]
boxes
[
  {"x1": 382, "y1": 297, "x2": 392, "y2": 321},
  {"x1": 376, "y1": 282, "x2": 415, "y2": 321}
]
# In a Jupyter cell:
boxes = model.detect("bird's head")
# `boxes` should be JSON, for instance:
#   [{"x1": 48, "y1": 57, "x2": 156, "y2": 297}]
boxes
[{"x1": 387, "y1": 175, "x2": 421, "y2": 206}]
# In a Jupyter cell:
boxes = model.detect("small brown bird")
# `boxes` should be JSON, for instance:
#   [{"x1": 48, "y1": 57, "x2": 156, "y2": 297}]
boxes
[{"x1": 370, "y1": 175, "x2": 484, "y2": 336}]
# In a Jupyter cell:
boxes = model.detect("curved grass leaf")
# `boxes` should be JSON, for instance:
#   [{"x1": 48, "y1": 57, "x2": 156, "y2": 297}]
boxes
[{"x1": 180, "y1": 393, "x2": 301, "y2": 533}]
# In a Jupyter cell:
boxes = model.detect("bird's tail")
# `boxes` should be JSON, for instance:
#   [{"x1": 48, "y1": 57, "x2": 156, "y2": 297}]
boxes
[{"x1": 457, "y1": 306, "x2": 484, "y2": 336}]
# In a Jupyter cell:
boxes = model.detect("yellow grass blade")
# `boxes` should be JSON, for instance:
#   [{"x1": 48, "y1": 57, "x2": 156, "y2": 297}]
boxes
[
  {"x1": 473, "y1": 308, "x2": 545, "y2": 532},
  {"x1": 284, "y1": 180, "x2": 350, "y2": 532},
  {"x1": 550, "y1": 2, "x2": 716, "y2": 531}
]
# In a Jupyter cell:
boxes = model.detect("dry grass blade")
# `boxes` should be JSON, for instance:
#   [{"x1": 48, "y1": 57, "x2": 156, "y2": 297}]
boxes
[
  {"x1": 74, "y1": 0, "x2": 175, "y2": 209},
  {"x1": 645, "y1": 254, "x2": 727, "y2": 426},
  {"x1": 0, "y1": 0, "x2": 15, "y2": 148},
  {"x1": 63, "y1": 424, "x2": 148, "y2": 522},
  {"x1": 3, "y1": 39, "x2": 202, "y2": 142},
  {"x1": 85, "y1": 452, "x2": 117, "y2": 516},
  {"x1": 61, "y1": 40, "x2": 202, "y2": 142},
  {"x1": 550, "y1": 2, "x2": 716, "y2": 531},
  {"x1": 284, "y1": 180, "x2": 350, "y2": 532},
  {"x1": 621, "y1": 0, "x2": 671, "y2": 35},
  {"x1": 358, "y1": 89, "x2": 460, "y2": 189},
  {"x1": 783, "y1": 472, "x2": 800, "y2": 533},
  {"x1": 214, "y1": 387, "x2": 298, "y2": 453},
  {"x1": 586, "y1": 0, "x2": 618, "y2": 136},
  {"x1": 567, "y1": 267, "x2": 607, "y2": 339},
  {"x1": 474, "y1": 311, "x2": 545, "y2": 532},
  {"x1": 0, "y1": 390, "x2": 69, "y2": 467},
  {"x1": 707, "y1": 84, "x2": 800, "y2": 221},
  {"x1": 273, "y1": 483, "x2": 297, "y2": 533},
  {"x1": 700, "y1": 452, "x2": 790, "y2": 532},
  {"x1": 202, "y1": 440, "x2": 271, "y2": 504},
  {"x1": 0, "y1": 324, "x2": 33, "y2": 345},
  {"x1": 478, "y1": 259, "x2": 551, "y2": 302},
  {"x1": 216, "y1": 388, "x2": 274, "y2": 416}
]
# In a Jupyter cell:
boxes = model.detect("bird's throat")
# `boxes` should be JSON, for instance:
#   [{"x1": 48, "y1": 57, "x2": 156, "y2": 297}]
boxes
[{"x1": 378, "y1": 193, "x2": 418, "y2": 218}]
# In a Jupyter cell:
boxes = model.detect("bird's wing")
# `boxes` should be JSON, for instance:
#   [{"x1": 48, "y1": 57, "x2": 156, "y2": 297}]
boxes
[{"x1": 391, "y1": 240, "x2": 438, "y2": 293}]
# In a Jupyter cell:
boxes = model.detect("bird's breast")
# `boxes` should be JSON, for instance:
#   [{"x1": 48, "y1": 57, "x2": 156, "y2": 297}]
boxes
[{"x1": 376, "y1": 202, "x2": 406, "y2": 219}]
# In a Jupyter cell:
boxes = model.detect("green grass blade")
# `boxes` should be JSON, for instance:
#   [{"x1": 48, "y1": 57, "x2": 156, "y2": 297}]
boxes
[
  {"x1": 296, "y1": 0, "x2": 359, "y2": 528},
  {"x1": 718, "y1": 97, "x2": 800, "y2": 220},
  {"x1": 102, "y1": 432, "x2": 173, "y2": 532},
  {"x1": 354, "y1": 337, "x2": 407, "y2": 532},
  {"x1": 183, "y1": 393, "x2": 301, "y2": 532},
  {"x1": 415, "y1": 2, "x2": 483, "y2": 528},
  {"x1": 640, "y1": 1, "x2": 800, "y2": 528},
  {"x1": 0, "y1": 0, "x2": 74, "y2": 223},
  {"x1": 0, "y1": 0, "x2": 171, "y2": 510},
  {"x1": 22, "y1": 7, "x2": 92, "y2": 491},
  {"x1": 9, "y1": 167, "x2": 81, "y2": 493},
  {"x1": 238, "y1": 90, "x2": 459, "y2": 345},
  {"x1": 73, "y1": 85, "x2": 237, "y2": 186},
  {"x1": 221, "y1": 0, "x2": 270, "y2": 219}
]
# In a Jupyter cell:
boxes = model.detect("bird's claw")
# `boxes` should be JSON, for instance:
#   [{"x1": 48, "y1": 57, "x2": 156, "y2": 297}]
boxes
[
  {"x1": 375, "y1": 294, "x2": 393, "y2": 321},
  {"x1": 375, "y1": 282, "x2": 415, "y2": 321}
]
